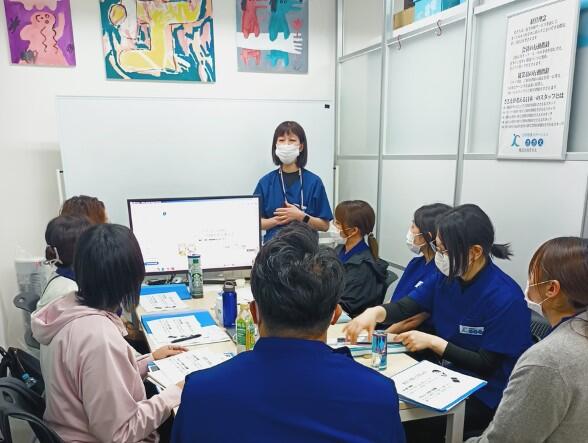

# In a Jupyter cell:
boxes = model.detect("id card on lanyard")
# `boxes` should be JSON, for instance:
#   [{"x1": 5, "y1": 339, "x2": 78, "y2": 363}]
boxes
[{"x1": 278, "y1": 168, "x2": 306, "y2": 211}]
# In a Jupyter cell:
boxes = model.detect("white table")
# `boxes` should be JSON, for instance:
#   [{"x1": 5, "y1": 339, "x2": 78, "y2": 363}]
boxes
[{"x1": 137, "y1": 285, "x2": 465, "y2": 443}]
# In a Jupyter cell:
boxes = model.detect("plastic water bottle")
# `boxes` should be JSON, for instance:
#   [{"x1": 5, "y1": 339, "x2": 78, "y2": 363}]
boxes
[
  {"x1": 236, "y1": 303, "x2": 256, "y2": 353},
  {"x1": 21, "y1": 373, "x2": 37, "y2": 389},
  {"x1": 236, "y1": 303, "x2": 249, "y2": 353}
]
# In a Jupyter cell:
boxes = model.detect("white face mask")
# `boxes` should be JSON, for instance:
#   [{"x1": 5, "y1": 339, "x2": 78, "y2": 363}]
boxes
[
  {"x1": 44, "y1": 246, "x2": 63, "y2": 266},
  {"x1": 435, "y1": 251, "x2": 451, "y2": 277},
  {"x1": 276, "y1": 144, "x2": 300, "y2": 165},
  {"x1": 406, "y1": 229, "x2": 424, "y2": 255},
  {"x1": 524, "y1": 281, "x2": 549, "y2": 317},
  {"x1": 339, "y1": 228, "x2": 355, "y2": 242}
]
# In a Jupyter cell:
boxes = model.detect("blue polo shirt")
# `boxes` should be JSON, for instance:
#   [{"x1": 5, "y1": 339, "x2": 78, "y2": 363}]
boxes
[
  {"x1": 172, "y1": 337, "x2": 405, "y2": 443},
  {"x1": 391, "y1": 256, "x2": 437, "y2": 302},
  {"x1": 254, "y1": 168, "x2": 333, "y2": 242},
  {"x1": 408, "y1": 261, "x2": 532, "y2": 409}
]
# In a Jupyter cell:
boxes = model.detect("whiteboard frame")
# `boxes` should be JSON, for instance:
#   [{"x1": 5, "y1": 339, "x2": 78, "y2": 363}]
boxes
[{"x1": 56, "y1": 95, "x2": 335, "y2": 226}]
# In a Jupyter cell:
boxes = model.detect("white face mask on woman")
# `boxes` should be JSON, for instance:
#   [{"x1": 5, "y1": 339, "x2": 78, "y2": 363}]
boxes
[
  {"x1": 435, "y1": 251, "x2": 451, "y2": 276},
  {"x1": 276, "y1": 144, "x2": 300, "y2": 165},
  {"x1": 406, "y1": 229, "x2": 424, "y2": 255},
  {"x1": 524, "y1": 281, "x2": 550, "y2": 317}
]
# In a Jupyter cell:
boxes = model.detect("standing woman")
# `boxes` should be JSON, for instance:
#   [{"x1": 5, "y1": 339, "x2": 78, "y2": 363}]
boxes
[
  {"x1": 345, "y1": 204, "x2": 532, "y2": 437},
  {"x1": 254, "y1": 121, "x2": 333, "y2": 242}
]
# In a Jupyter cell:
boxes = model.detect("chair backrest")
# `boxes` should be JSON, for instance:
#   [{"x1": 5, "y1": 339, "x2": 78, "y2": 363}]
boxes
[
  {"x1": 380, "y1": 269, "x2": 399, "y2": 304},
  {"x1": 531, "y1": 312, "x2": 551, "y2": 343},
  {"x1": 13, "y1": 292, "x2": 40, "y2": 314},
  {"x1": 0, "y1": 378, "x2": 63, "y2": 443},
  {"x1": 13, "y1": 292, "x2": 41, "y2": 350}
]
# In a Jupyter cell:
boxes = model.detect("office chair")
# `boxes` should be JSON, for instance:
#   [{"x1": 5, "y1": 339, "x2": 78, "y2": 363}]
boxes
[
  {"x1": 13, "y1": 292, "x2": 40, "y2": 350},
  {"x1": 531, "y1": 312, "x2": 551, "y2": 343}
]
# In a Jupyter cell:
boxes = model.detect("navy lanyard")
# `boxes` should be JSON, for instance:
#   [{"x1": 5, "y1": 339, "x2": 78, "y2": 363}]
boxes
[{"x1": 278, "y1": 168, "x2": 305, "y2": 210}]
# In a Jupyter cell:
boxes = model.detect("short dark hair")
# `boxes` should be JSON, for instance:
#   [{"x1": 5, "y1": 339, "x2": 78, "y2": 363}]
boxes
[
  {"x1": 45, "y1": 215, "x2": 92, "y2": 268},
  {"x1": 271, "y1": 121, "x2": 308, "y2": 168},
  {"x1": 75, "y1": 224, "x2": 145, "y2": 312},
  {"x1": 437, "y1": 204, "x2": 512, "y2": 279},
  {"x1": 60, "y1": 195, "x2": 107, "y2": 224},
  {"x1": 251, "y1": 223, "x2": 344, "y2": 335},
  {"x1": 414, "y1": 203, "x2": 452, "y2": 244},
  {"x1": 274, "y1": 220, "x2": 319, "y2": 248}
]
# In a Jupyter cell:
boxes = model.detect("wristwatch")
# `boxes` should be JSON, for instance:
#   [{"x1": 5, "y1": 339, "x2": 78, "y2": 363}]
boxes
[{"x1": 303, "y1": 214, "x2": 311, "y2": 224}]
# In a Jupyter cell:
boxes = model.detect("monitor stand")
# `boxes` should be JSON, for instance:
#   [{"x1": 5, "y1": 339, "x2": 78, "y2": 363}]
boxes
[
  {"x1": 203, "y1": 269, "x2": 251, "y2": 284},
  {"x1": 144, "y1": 269, "x2": 251, "y2": 286}
]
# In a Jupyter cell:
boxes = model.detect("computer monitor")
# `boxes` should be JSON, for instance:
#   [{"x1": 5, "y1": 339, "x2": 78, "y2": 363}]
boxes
[{"x1": 128, "y1": 196, "x2": 261, "y2": 275}]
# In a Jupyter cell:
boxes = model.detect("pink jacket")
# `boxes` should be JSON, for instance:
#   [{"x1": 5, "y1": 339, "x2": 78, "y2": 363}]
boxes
[{"x1": 31, "y1": 293, "x2": 182, "y2": 443}]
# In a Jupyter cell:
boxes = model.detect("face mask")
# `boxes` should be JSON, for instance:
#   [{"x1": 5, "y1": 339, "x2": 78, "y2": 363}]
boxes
[
  {"x1": 524, "y1": 281, "x2": 549, "y2": 317},
  {"x1": 276, "y1": 144, "x2": 300, "y2": 165},
  {"x1": 44, "y1": 246, "x2": 63, "y2": 266},
  {"x1": 435, "y1": 251, "x2": 451, "y2": 277},
  {"x1": 339, "y1": 227, "x2": 355, "y2": 242},
  {"x1": 406, "y1": 229, "x2": 423, "y2": 255}
]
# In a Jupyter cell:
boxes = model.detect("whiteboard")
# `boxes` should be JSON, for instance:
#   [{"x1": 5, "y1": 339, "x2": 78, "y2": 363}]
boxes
[{"x1": 56, "y1": 96, "x2": 335, "y2": 225}]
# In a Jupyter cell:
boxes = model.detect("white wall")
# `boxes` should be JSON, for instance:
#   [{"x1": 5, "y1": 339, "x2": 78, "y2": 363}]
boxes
[
  {"x1": 0, "y1": 0, "x2": 336, "y2": 348},
  {"x1": 337, "y1": 0, "x2": 588, "y2": 281}
]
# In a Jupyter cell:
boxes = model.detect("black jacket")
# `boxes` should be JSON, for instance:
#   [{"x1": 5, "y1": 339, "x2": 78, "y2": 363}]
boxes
[{"x1": 335, "y1": 245, "x2": 398, "y2": 318}]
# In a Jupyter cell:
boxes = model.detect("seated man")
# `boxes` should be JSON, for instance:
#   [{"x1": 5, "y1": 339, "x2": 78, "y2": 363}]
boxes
[{"x1": 172, "y1": 222, "x2": 405, "y2": 443}]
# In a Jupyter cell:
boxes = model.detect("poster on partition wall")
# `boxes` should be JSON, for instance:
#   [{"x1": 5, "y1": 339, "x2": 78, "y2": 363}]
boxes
[
  {"x1": 235, "y1": 0, "x2": 308, "y2": 74},
  {"x1": 497, "y1": 0, "x2": 580, "y2": 160}
]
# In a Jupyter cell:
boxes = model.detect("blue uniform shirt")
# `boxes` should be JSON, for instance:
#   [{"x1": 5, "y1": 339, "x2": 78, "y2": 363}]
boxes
[
  {"x1": 254, "y1": 168, "x2": 333, "y2": 242},
  {"x1": 391, "y1": 256, "x2": 436, "y2": 302},
  {"x1": 172, "y1": 337, "x2": 405, "y2": 443},
  {"x1": 338, "y1": 240, "x2": 369, "y2": 264},
  {"x1": 56, "y1": 266, "x2": 76, "y2": 281},
  {"x1": 408, "y1": 261, "x2": 532, "y2": 409}
]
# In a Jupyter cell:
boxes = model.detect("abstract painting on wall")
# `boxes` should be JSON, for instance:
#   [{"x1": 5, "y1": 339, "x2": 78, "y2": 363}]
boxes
[
  {"x1": 3, "y1": 0, "x2": 76, "y2": 66},
  {"x1": 236, "y1": 0, "x2": 308, "y2": 74},
  {"x1": 580, "y1": 0, "x2": 587, "y2": 48},
  {"x1": 100, "y1": 0, "x2": 216, "y2": 82}
]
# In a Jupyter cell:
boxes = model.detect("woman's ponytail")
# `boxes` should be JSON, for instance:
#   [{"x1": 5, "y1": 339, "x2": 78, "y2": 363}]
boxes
[
  {"x1": 367, "y1": 232, "x2": 379, "y2": 260},
  {"x1": 491, "y1": 243, "x2": 513, "y2": 260}
]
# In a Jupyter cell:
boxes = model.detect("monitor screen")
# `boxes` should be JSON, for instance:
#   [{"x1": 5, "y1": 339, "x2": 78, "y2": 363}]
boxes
[{"x1": 128, "y1": 196, "x2": 261, "y2": 274}]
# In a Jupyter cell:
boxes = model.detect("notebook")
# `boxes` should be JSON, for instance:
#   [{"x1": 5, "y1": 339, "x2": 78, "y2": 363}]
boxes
[
  {"x1": 140, "y1": 283, "x2": 191, "y2": 301},
  {"x1": 141, "y1": 310, "x2": 230, "y2": 346},
  {"x1": 391, "y1": 360, "x2": 487, "y2": 412},
  {"x1": 147, "y1": 350, "x2": 233, "y2": 389}
]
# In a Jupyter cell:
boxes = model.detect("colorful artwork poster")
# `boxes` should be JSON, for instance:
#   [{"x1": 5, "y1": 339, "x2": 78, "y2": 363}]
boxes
[
  {"x1": 579, "y1": 0, "x2": 587, "y2": 48},
  {"x1": 236, "y1": 0, "x2": 308, "y2": 74},
  {"x1": 100, "y1": 0, "x2": 216, "y2": 82},
  {"x1": 3, "y1": 0, "x2": 76, "y2": 66}
]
